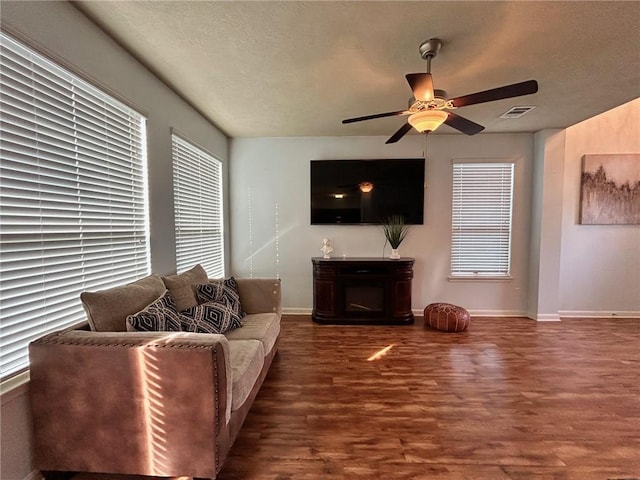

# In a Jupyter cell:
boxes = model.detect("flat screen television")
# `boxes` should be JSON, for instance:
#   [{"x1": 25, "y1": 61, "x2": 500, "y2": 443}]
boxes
[{"x1": 310, "y1": 158, "x2": 425, "y2": 225}]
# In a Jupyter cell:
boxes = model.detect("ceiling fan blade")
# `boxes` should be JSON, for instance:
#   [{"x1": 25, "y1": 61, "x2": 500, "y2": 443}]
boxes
[
  {"x1": 444, "y1": 111, "x2": 485, "y2": 135},
  {"x1": 342, "y1": 110, "x2": 409, "y2": 124},
  {"x1": 406, "y1": 73, "x2": 434, "y2": 101},
  {"x1": 450, "y1": 80, "x2": 538, "y2": 108},
  {"x1": 385, "y1": 122, "x2": 413, "y2": 144}
]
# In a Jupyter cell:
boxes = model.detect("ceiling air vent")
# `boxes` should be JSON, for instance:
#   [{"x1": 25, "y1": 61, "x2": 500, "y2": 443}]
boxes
[{"x1": 499, "y1": 106, "x2": 536, "y2": 119}]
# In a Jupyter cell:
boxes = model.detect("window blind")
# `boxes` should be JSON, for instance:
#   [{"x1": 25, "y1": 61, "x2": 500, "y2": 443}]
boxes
[
  {"x1": 0, "y1": 32, "x2": 150, "y2": 380},
  {"x1": 451, "y1": 162, "x2": 514, "y2": 277},
  {"x1": 172, "y1": 134, "x2": 224, "y2": 277}
]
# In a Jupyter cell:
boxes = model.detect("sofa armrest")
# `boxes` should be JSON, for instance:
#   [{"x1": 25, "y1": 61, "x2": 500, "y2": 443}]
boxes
[
  {"x1": 29, "y1": 330, "x2": 232, "y2": 478},
  {"x1": 234, "y1": 278, "x2": 281, "y2": 316}
]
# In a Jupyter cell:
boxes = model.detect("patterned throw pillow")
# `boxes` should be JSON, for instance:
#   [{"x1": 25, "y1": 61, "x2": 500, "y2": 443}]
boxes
[
  {"x1": 196, "y1": 282, "x2": 223, "y2": 303},
  {"x1": 126, "y1": 290, "x2": 182, "y2": 332},
  {"x1": 197, "y1": 277, "x2": 246, "y2": 319},
  {"x1": 179, "y1": 300, "x2": 242, "y2": 334}
]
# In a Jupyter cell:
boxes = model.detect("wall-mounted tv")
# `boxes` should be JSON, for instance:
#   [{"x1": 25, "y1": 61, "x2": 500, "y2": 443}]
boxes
[{"x1": 310, "y1": 158, "x2": 425, "y2": 225}]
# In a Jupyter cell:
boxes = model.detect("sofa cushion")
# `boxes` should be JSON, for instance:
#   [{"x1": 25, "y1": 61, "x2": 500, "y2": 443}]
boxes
[
  {"x1": 227, "y1": 339, "x2": 264, "y2": 411},
  {"x1": 180, "y1": 300, "x2": 242, "y2": 334},
  {"x1": 126, "y1": 290, "x2": 182, "y2": 333},
  {"x1": 162, "y1": 264, "x2": 208, "y2": 312},
  {"x1": 80, "y1": 274, "x2": 166, "y2": 332},
  {"x1": 200, "y1": 277, "x2": 246, "y2": 319},
  {"x1": 224, "y1": 313, "x2": 280, "y2": 357}
]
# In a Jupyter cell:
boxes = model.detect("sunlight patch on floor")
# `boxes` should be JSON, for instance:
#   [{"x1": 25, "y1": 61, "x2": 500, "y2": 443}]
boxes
[{"x1": 367, "y1": 344, "x2": 395, "y2": 361}]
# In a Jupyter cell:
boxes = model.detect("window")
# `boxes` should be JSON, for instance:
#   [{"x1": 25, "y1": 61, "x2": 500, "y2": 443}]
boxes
[
  {"x1": 450, "y1": 161, "x2": 514, "y2": 278},
  {"x1": 0, "y1": 32, "x2": 150, "y2": 381},
  {"x1": 172, "y1": 134, "x2": 224, "y2": 277}
]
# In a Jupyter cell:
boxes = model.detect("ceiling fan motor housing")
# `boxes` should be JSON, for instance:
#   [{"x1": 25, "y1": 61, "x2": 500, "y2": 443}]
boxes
[
  {"x1": 408, "y1": 89, "x2": 449, "y2": 111},
  {"x1": 419, "y1": 38, "x2": 442, "y2": 60}
]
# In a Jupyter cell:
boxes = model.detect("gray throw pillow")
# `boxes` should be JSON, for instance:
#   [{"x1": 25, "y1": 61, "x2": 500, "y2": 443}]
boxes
[
  {"x1": 81, "y1": 274, "x2": 166, "y2": 331},
  {"x1": 161, "y1": 264, "x2": 208, "y2": 311}
]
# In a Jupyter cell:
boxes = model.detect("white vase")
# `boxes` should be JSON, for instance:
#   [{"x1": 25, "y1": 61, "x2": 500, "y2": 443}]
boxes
[{"x1": 389, "y1": 248, "x2": 400, "y2": 259}]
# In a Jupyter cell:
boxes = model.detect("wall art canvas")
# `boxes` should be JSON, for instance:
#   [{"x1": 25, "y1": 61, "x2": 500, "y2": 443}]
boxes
[{"x1": 579, "y1": 154, "x2": 640, "y2": 225}]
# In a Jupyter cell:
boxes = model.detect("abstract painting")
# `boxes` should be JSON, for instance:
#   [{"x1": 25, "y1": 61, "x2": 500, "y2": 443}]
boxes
[{"x1": 579, "y1": 154, "x2": 640, "y2": 225}]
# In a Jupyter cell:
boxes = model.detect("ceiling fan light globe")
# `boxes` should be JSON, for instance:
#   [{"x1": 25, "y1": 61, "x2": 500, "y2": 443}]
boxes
[
  {"x1": 421, "y1": 91, "x2": 434, "y2": 102},
  {"x1": 408, "y1": 110, "x2": 448, "y2": 133},
  {"x1": 358, "y1": 182, "x2": 374, "y2": 193}
]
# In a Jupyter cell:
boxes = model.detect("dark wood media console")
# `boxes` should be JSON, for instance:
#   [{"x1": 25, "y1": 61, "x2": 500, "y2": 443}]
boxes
[{"x1": 312, "y1": 257, "x2": 414, "y2": 325}]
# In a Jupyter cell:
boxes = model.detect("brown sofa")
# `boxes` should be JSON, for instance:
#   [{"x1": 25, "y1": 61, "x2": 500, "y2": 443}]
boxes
[{"x1": 28, "y1": 266, "x2": 282, "y2": 480}]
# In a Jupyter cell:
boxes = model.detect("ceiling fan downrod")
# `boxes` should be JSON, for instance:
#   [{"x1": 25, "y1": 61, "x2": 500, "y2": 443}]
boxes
[{"x1": 419, "y1": 38, "x2": 442, "y2": 74}]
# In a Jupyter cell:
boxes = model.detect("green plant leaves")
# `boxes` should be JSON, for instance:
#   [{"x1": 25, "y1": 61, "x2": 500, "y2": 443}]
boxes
[{"x1": 382, "y1": 215, "x2": 409, "y2": 248}]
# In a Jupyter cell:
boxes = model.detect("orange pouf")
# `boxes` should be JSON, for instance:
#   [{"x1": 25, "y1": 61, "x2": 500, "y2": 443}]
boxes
[{"x1": 423, "y1": 302, "x2": 470, "y2": 332}]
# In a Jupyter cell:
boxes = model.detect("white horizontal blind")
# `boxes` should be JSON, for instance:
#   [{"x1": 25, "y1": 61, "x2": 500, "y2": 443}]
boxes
[
  {"x1": 0, "y1": 32, "x2": 150, "y2": 380},
  {"x1": 451, "y1": 162, "x2": 514, "y2": 277},
  {"x1": 172, "y1": 134, "x2": 224, "y2": 277}
]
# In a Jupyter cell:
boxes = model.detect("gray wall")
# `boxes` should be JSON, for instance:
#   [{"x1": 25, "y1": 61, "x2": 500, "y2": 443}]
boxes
[
  {"x1": 0, "y1": 2, "x2": 228, "y2": 479},
  {"x1": 528, "y1": 129, "x2": 566, "y2": 320},
  {"x1": 559, "y1": 99, "x2": 640, "y2": 315},
  {"x1": 229, "y1": 101, "x2": 640, "y2": 318},
  {"x1": 1, "y1": 0, "x2": 230, "y2": 277},
  {"x1": 230, "y1": 133, "x2": 535, "y2": 316}
]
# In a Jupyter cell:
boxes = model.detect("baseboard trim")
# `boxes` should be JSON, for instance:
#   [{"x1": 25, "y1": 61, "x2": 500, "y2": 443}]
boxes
[
  {"x1": 465, "y1": 310, "x2": 529, "y2": 318},
  {"x1": 283, "y1": 308, "x2": 640, "y2": 320},
  {"x1": 558, "y1": 310, "x2": 640, "y2": 319},
  {"x1": 530, "y1": 313, "x2": 562, "y2": 322},
  {"x1": 283, "y1": 307, "x2": 312, "y2": 315},
  {"x1": 285, "y1": 308, "x2": 533, "y2": 318},
  {"x1": 414, "y1": 308, "x2": 530, "y2": 318}
]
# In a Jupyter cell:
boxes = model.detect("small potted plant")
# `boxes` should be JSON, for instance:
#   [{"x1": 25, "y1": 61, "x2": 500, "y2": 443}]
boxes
[{"x1": 382, "y1": 214, "x2": 409, "y2": 259}]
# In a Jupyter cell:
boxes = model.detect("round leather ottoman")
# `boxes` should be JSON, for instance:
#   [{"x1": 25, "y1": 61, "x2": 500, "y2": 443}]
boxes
[{"x1": 423, "y1": 302, "x2": 470, "y2": 332}]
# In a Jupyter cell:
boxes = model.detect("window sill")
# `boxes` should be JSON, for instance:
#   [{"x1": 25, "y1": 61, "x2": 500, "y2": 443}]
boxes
[
  {"x1": 448, "y1": 275, "x2": 513, "y2": 282},
  {"x1": 1, "y1": 370, "x2": 30, "y2": 403}
]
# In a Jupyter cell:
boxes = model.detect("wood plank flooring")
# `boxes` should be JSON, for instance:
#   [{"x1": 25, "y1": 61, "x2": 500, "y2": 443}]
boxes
[{"x1": 219, "y1": 315, "x2": 640, "y2": 480}]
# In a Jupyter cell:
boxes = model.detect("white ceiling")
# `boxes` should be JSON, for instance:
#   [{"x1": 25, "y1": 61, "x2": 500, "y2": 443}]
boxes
[{"x1": 74, "y1": 1, "x2": 640, "y2": 140}]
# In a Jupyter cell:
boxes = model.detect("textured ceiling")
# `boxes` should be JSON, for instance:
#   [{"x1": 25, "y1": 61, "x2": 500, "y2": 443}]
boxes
[{"x1": 74, "y1": 1, "x2": 640, "y2": 140}]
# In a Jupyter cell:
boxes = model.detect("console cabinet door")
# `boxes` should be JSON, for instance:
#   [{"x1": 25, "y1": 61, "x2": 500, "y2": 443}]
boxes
[
  {"x1": 390, "y1": 279, "x2": 412, "y2": 318},
  {"x1": 313, "y1": 264, "x2": 337, "y2": 321},
  {"x1": 314, "y1": 280, "x2": 336, "y2": 316},
  {"x1": 312, "y1": 258, "x2": 414, "y2": 325}
]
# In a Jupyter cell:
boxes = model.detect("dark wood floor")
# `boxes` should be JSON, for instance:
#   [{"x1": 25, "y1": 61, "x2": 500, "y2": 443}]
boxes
[
  {"x1": 219, "y1": 314, "x2": 640, "y2": 480},
  {"x1": 73, "y1": 314, "x2": 639, "y2": 480}
]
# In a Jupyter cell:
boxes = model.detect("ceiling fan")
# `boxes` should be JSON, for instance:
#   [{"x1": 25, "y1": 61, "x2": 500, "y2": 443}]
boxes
[{"x1": 342, "y1": 38, "x2": 539, "y2": 144}]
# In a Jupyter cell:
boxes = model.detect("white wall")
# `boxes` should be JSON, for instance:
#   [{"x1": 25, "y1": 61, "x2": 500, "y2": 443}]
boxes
[
  {"x1": 559, "y1": 99, "x2": 640, "y2": 316},
  {"x1": 528, "y1": 129, "x2": 566, "y2": 320},
  {"x1": 0, "y1": 2, "x2": 229, "y2": 479},
  {"x1": 229, "y1": 104, "x2": 640, "y2": 319},
  {"x1": 230, "y1": 133, "x2": 534, "y2": 316}
]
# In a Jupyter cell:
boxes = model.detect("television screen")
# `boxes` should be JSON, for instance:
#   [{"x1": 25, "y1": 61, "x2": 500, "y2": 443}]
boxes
[{"x1": 310, "y1": 158, "x2": 425, "y2": 225}]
